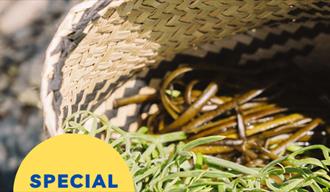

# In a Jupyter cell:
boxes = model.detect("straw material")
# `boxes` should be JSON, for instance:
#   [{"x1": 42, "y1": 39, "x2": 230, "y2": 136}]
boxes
[
  {"x1": 94, "y1": 21, "x2": 330, "y2": 133},
  {"x1": 41, "y1": 0, "x2": 330, "y2": 136}
]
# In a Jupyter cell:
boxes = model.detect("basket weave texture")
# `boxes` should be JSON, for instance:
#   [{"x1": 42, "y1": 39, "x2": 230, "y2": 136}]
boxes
[{"x1": 41, "y1": 0, "x2": 330, "y2": 136}]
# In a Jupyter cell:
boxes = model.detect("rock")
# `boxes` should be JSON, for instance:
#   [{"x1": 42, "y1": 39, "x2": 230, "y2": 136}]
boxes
[
  {"x1": 17, "y1": 111, "x2": 42, "y2": 154},
  {"x1": 7, "y1": 157, "x2": 18, "y2": 170},
  {"x1": 0, "y1": 98, "x2": 15, "y2": 116},
  {"x1": 0, "y1": 75, "x2": 8, "y2": 91},
  {"x1": 0, "y1": 144, "x2": 6, "y2": 166},
  {"x1": 17, "y1": 88, "x2": 40, "y2": 107},
  {"x1": 0, "y1": 0, "x2": 13, "y2": 15},
  {"x1": 12, "y1": 54, "x2": 43, "y2": 94},
  {"x1": 28, "y1": 54, "x2": 43, "y2": 87},
  {"x1": 0, "y1": 0, "x2": 48, "y2": 35},
  {"x1": 0, "y1": 0, "x2": 74, "y2": 190}
]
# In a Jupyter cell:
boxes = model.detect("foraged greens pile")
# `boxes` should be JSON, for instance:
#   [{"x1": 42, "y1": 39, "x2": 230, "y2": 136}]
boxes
[
  {"x1": 113, "y1": 66, "x2": 328, "y2": 166},
  {"x1": 64, "y1": 111, "x2": 330, "y2": 192}
]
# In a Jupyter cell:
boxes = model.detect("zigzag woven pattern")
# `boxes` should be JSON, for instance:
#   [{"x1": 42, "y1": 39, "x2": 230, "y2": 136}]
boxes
[
  {"x1": 41, "y1": 0, "x2": 330, "y2": 136},
  {"x1": 96, "y1": 24, "x2": 330, "y2": 131}
]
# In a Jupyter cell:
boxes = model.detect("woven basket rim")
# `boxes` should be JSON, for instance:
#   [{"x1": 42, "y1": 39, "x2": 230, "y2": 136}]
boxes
[{"x1": 41, "y1": 0, "x2": 112, "y2": 136}]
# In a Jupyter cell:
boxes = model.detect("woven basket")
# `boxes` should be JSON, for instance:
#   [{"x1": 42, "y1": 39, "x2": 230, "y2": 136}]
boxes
[{"x1": 41, "y1": 0, "x2": 330, "y2": 136}]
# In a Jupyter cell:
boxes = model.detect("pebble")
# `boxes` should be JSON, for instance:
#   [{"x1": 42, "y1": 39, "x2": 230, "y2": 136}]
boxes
[
  {"x1": 18, "y1": 88, "x2": 40, "y2": 107},
  {"x1": 0, "y1": 1, "x2": 75, "y2": 191},
  {"x1": 0, "y1": 98, "x2": 15, "y2": 116},
  {"x1": 0, "y1": 144, "x2": 6, "y2": 166},
  {"x1": 0, "y1": 1, "x2": 12, "y2": 15},
  {"x1": 0, "y1": 0, "x2": 48, "y2": 35},
  {"x1": 0, "y1": 75, "x2": 8, "y2": 91}
]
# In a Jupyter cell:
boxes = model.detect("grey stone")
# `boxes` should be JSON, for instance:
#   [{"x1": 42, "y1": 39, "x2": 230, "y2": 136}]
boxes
[
  {"x1": 0, "y1": 75, "x2": 8, "y2": 91},
  {"x1": 0, "y1": 0, "x2": 48, "y2": 35}
]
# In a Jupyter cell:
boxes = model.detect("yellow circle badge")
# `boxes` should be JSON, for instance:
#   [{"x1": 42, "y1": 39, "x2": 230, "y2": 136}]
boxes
[{"x1": 14, "y1": 134, "x2": 134, "y2": 192}]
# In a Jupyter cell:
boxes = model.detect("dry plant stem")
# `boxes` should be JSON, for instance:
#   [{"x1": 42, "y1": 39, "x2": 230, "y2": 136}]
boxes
[
  {"x1": 271, "y1": 118, "x2": 322, "y2": 154},
  {"x1": 147, "y1": 111, "x2": 160, "y2": 132},
  {"x1": 191, "y1": 145, "x2": 233, "y2": 154},
  {"x1": 259, "y1": 118, "x2": 312, "y2": 138},
  {"x1": 210, "y1": 96, "x2": 233, "y2": 105},
  {"x1": 171, "y1": 97, "x2": 185, "y2": 105},
  {"x1": 265, "y1": 134, "x2": 290, "y2": 146},
  {"x1": 243, "y1": 146, "x2": 258, "y2": 160},
  {"x1": 160, "y1": 67, "x2": 192, "y2": 119},
  {"x1": 253, "y1": 143, "x2": 279, "y2": 160},
  {"x1": 252, "y1": 87, "x2": 287, "y2": 102},
  {"x1": 164, "y1": 82, "x2": 218, "y2": 132},
  {"x1": 200, "y1": 104, "x2": 218, "y2": 112},
  {"x1": 232, "y1": 143, "x2": 258, "y2": 161},
  {"x1": 298, "y1": 134, "x2": 312, "y2": 142},
  {"x1": 158, "y1": 118, "x2": 165, "y2": 131},
  {"x1": 260, "y1": 126, "x2": 302, "y2": 138},
  {"x1": 266, "y1": 134, "x2": 311, "y2": 147},
  {"x1": 198, "y1": 104, "x2": 283, "y2": 131},
  {"x1": 242, "y1": 103, "x2": 278, "y2": 114},
  {"x1": 235, "y1": 105, "x2": 246, "y2": 139},
  {"x1": 189, "y1": 107, "x2": 286, "y2": 139},
  {"x1": 225, "y1": 113, "x2": 304, "y2": 139},
  {"x1": 113, "y1": 93, "x2": 157, "y2": 108},
  {"x1": 240, "y1": 102, "x2": 269, "y2": 110},
  {"x1": 182, "y1": 89, "x2": 264, "y2": 132},
  {"x1": 184, "y1": 80, "x2": 199, "y2": 104},
  {"x1": 188, "y1": 90, "x2": 232, "y2": 104},
  {"x1": 213, "y1": 139, "x2": 244, "y2": 146}
]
